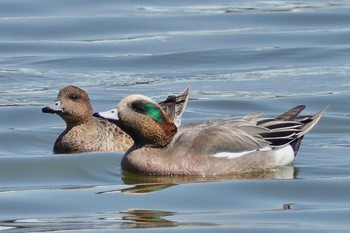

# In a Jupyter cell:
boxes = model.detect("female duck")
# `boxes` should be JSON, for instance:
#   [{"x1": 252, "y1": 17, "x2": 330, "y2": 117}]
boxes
[
  {"x1": 96, "y1": 95, "x2": 326, "y2": 176},
  {"x1": 43, "y1": 86, "x2": 189, "y2": 154}
]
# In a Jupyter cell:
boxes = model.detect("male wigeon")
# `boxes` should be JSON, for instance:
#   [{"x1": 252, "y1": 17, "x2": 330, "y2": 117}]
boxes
[
  {"x1": 42, "y1": 86, "x2": 189, "y2": 154},
  {"x1": 95, "y1": 94, "x2": 326, "y2": 176}
]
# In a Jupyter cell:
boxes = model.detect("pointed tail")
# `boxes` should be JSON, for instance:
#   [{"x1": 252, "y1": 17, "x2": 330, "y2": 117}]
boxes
[{"x1": 296, "y1": 106, "x2": 328, "y2": 138}]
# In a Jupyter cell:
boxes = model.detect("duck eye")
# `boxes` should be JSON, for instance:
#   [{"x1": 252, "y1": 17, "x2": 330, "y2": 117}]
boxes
[
  {"x1": 132, "y1": 103, "x2": 144, "y2": 113},
  {"x1": 69, "y1": 94, "x2": 79, "y2": 101}
]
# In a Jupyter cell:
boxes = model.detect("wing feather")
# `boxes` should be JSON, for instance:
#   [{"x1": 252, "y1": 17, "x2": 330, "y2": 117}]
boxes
[
  {"x1": 171, "y1": 105, "x2": 326, "y2": 158},
  {"x1": 174, "y1": 119, "x2": 271, "y2": 156}
]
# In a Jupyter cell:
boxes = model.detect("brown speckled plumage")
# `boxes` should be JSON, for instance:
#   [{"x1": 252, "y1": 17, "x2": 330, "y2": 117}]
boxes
[{"x1": 43, "y1": 85, "x2": 132, "y2": 154}]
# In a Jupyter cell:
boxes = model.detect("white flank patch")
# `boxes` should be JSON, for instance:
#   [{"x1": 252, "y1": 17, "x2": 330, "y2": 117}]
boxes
[
  {"x1": 273, "y1": 145, "x2": 295, "y2": 166},
  {"x1": 259, "y1": 146, "x2": 272, "y2": 152},
  {"x1": 213, "y1": 150, "x2": 256, "y2": 159},
  {"x1": 213, "y1": 147, "x2": 273, "y2": 159}
]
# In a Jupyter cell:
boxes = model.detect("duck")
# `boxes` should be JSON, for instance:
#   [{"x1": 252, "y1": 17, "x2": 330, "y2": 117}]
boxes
[
  {"x1": 42, "y1": 85, "x2": 189, "y2": 154},
  {"x1": 95, "y1": 94, "x2": 326, "y2": 176}
]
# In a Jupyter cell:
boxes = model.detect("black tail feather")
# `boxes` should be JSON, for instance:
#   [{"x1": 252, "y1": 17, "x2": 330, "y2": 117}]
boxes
[{"x1": 290, "y1": 136, "x2": 304, "y2": 156}]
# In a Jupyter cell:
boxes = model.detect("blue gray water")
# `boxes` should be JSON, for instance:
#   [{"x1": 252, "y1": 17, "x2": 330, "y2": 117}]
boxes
[{"x1": 1, "y1": 0, "x2": 350, "y2": 232}]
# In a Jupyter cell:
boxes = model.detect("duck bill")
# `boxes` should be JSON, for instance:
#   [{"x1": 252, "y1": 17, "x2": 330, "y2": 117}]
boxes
[
  {"x1": 93, "y1": 108, "x2": 119, "y2": 124},
  {"x1": 42, "y1": 101, "x2": 64, "y2": 114}
]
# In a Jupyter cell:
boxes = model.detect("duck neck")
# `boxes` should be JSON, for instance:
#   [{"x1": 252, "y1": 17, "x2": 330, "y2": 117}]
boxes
[
  {"x1": 124, "y1": 121, "x2": 177, "y2": 149},
  {"x1": 64, "y1": 114, "x2": 95, "y2": 130}
]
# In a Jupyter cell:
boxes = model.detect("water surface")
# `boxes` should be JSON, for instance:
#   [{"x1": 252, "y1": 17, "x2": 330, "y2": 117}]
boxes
[{"x1": 0, "y1": 0, "x2": 350, "y2": 232}]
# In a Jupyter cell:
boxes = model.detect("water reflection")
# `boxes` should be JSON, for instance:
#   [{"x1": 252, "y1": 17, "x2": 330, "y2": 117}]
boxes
[
  {"x1": 0, "y1": 209, "x2": 216, "y2": 231},
  {"x1": 95, "y1": 166, "x2": 299, "y2": 195},
  {"x1": 0, "y1": 210, "x2": 214, "y2": 231},
  {"x1": 120, "y1": 209, "x2": 225, "y2": 229},
  {"x1": 123, "y1": 166, "x2": 298, "y2": 184},
  {"x1": 120, "y1": 209, "x2": 178, "y2": 228},
  {"x1": 0, "y1": 204, "x2": 298, "y2": 232},
  {"x1": 96, "y1": 183, "x2": 176, "y2": 195},
  {"x1": 120, "y1": 183, "x2": 176, "y2": 194}
]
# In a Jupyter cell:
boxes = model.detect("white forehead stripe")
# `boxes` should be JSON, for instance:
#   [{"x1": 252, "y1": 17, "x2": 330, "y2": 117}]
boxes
[{"x1": 120, "y1": 94, "x2": 158, "y2": 106}]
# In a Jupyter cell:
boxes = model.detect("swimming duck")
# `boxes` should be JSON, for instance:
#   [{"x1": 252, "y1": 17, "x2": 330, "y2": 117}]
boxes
[
  {"x1": 42, "y1": 86, "x2": 189, "y2": 154},
  {"x1": 95, "y1": 94, "x2": 326, "y2": 176}
]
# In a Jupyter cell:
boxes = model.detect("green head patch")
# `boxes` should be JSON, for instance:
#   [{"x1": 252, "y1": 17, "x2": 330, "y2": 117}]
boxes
[{"x1": 133, "y1": 102, "x2": 165, "y2": 124}]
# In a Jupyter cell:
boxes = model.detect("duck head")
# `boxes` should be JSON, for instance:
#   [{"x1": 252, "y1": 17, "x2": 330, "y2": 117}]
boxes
[
  {"x1": 42, "y1": 85, "x2": 93, "y2": 127},
  {"x1": 95, "y1": 94, "x2": 177, "y2": 148}
]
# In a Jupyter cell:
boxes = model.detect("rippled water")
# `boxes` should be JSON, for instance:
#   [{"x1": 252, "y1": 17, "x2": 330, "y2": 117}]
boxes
[{"x1": 1, "y1": 0, "x2": 350, "y2": 232}]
